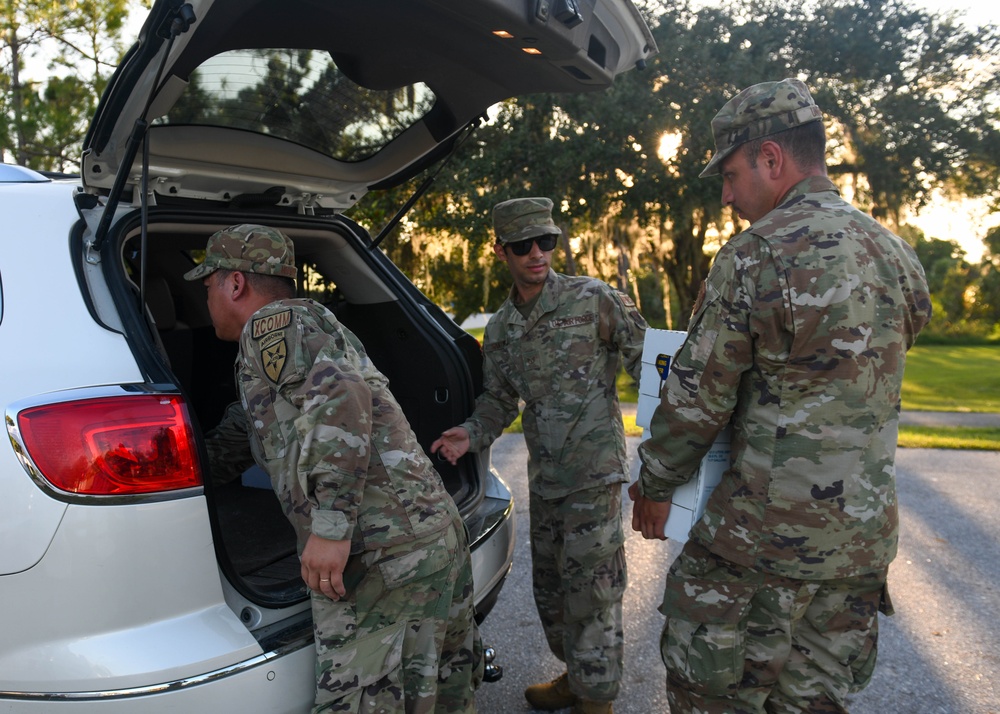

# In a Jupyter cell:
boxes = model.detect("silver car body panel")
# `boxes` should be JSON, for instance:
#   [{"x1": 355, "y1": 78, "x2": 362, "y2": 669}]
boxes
[{"x1": 0, "y1": 182, "x2": 143, "y2": 575}]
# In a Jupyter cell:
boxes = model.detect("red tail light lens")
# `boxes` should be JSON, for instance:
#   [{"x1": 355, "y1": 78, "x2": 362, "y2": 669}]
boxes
[{"x1": 17, "y1": 394, "x2": 203, "y2": 496}]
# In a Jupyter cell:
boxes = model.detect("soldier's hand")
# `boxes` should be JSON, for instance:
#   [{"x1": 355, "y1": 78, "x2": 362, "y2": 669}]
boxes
[
  {"x1": 630, "y1": 489, "x2": 671, "y2": 541},
  {"x1": 431, "y1": 427, "x2": 471, "y2": 465},
  {"x1": 300, "y1": 534, "x2": 352, "y2": 600}
]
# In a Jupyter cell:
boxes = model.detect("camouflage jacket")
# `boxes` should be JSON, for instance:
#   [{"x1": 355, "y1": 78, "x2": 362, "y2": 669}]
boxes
[
  {"x1": 638, "y1": 176, "x2": 932, "y2": 580},
  {"x1": 203, "y1": 400, "x2": 256, "y2": 486},
  {"x1": 463, "y1": 271, "x2": 648, "y2": 498},
  {"x1": 237, "y1": 298, "x2": 456, "y2": 554}
]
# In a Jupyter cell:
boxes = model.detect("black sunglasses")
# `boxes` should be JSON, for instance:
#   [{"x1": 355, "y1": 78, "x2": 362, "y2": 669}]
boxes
[{"x1": 507, "y1": 234, "x2": 558, "y2": 256}]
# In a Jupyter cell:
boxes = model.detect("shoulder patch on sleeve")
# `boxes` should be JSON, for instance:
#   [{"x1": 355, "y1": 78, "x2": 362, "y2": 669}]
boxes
[
  {"x1": 259, "y1": 330, "x2": 288, "y2": 383},
  {"x1": 252, "y1": 309, "x2": 292, "y2": 340},
  {"x1": 616, "y1": 291, "x2": 636, "y2": 308},
  {"x1": 251, "y1": 308, "x2": 293, "y2": 383}
]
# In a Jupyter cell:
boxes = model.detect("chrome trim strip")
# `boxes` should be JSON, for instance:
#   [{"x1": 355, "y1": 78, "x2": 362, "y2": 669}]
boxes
[{"x1": 0, "y1": 636, "x2": 313, "y2": 701}]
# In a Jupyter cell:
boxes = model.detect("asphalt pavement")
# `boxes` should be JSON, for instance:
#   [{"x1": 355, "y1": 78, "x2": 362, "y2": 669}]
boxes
[
  {"x1": 898, "y1": 411, "x2": 1000, "y2": 428},
  {"x1": 474, "y1": 433, "x2": 1000, "y2": 714}
]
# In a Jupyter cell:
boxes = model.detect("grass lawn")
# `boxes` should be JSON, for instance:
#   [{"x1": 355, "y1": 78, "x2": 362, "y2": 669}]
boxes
[
  {"x1": 897, "y1": 426, "x2": 1000, "y2": 450},
  {"x1": 901, "y1": 344, "x2": 1000, "y2": 412},
  {"x1": 900, "y1": 344, "x2": 1000, "y2": 449}
]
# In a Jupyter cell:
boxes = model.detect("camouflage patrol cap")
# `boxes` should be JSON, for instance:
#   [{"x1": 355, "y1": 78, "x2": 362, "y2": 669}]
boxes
[
  {"x1": 700, "y1": 78, "x2": 823, "y2": 178},
  {"x1": 183, "y1": 224, "x2": 297, "y2": 281},
  {"x1": 492, "y1": 197, "x2": 562, "y2": 245}
]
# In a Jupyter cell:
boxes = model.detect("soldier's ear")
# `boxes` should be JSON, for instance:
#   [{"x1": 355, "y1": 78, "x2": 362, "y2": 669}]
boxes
[
  {"x1": 759, "y1": 141, "x2": 783, "y2": 176},
  {"x1": 493, "y1": 242, "x2": 508, "y2": 262},
  {"x1": 230, "y1": 271, "x2": 250, "y2": 300}
]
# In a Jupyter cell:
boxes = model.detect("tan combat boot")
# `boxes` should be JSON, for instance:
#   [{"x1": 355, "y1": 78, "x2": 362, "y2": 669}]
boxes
[
  {"x1": 524, "y1": 672, "x2": 577, "y2": 710},
  {"x1": 572, "y1": 700, "x2": 613, "y2": 714}
]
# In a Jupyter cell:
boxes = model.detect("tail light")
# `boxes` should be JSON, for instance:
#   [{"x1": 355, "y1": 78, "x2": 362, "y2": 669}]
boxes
[{"x1": 16, "y1": 394, "x2": 202, "y2": 496}]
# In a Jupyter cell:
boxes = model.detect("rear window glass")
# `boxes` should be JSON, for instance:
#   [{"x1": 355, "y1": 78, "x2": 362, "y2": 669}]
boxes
[
  {"x1": 183, "y1": 250, "x2": 344, "y2": 309},
  {"x1": 155, "y1": 48, "x2": 436, "y2": 162},
  {"x1": 299, "y1": 262, "x2": 344, "y2": 309}
]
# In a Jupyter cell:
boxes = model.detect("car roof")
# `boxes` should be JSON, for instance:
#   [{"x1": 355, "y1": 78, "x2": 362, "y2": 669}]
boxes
[{"x1": 0, "y1": 164, "x2": 50, "y2": 183}]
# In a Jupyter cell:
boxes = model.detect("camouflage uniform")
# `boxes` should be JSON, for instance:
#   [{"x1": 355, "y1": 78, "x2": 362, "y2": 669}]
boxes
[
  {"x1": 637, "y1": 81, "x2": 932, "y2": 712},
  {"x1": 187, "y1": 225, "x2": 480, "y2": 713},
  {"x1": 462, "y1": 200, "x2": 647, "y2": 703},
  {"x1": 203, "y1": 400, "x2": 255, "y2": 485}
]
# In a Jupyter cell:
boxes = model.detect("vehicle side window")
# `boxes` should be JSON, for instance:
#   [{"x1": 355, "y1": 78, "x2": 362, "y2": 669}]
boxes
[{"x1": 299, "y1": 261, "x2": 345, "y2": 312}]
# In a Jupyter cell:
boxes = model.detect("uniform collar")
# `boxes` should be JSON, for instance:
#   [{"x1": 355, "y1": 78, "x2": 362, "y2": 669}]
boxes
[
  {"x1": 505, "y1": 270, "x2": 559, "y2": 329},
  {"x1": 777, "y1": 175, "x2": 839, "y2": 208},
  {"x1": 747, "y1": 175, "x2": 840, "y2": 234}
]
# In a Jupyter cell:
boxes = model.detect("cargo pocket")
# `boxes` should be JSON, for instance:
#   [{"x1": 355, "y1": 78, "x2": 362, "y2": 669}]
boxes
[
  {"x1": 803, "y1": 577, "x2": 886, "y2": 694},
  {"x1": 376, "y1": 527, "x2": 453, "y2": 591},
  {"x1": 660, "y1": 558, "x2": 756, "y2": 695},
  {"x1": 847, "y1": 622, "x2": 879, "y2": 693},
  {"x1": 314, "y1": 619, "x2": 406, "y2": 714},
  {"x1": 847, "y1": 583, "x2": 887, "y2": 693}
]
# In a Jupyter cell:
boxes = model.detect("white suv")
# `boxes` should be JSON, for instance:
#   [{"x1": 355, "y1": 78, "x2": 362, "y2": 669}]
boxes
[{"x1": 0, "y1": 0, "x2": 655, "y2": 710}]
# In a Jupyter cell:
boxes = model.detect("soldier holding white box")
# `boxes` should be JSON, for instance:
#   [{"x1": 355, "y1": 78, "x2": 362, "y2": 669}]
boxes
[{"x1": 629, "y1": 78, "x2": 931, "y2": 713}]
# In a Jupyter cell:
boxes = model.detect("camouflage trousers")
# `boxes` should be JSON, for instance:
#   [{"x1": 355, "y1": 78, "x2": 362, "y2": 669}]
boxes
[
  {"x1": 311, "y1": 519, "x2": 482, "y2": 714},
  {"x1": 529, "y1": 483, "x2": 627, "y2": 702},
  {"x1": 660, "y1": 541, "x2": 890, "y2": 714}
]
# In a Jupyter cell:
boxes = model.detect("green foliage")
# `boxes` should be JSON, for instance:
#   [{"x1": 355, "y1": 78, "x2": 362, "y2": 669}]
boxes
[
  {"x1": 908, "y1": 222, "x2": 1000, "y2": 337},
  {"x1": 1, "y1": 0, "x2": 146, "y2": 170},
  {"x1": 967, "y1": 266, "x2": 1000, "y2": 325},
  {"x1": 616, "y1": 365, "x2": 639, "y2": 403},
  {"x1": 913, "y1": 234, "x2": 967, "y2": 293},
  {"x1": 799, "y1": 0, "x2": 998, "y2": 220}
]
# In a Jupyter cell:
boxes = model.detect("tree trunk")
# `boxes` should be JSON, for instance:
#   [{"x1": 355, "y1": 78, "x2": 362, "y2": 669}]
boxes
[
  {"x1": 657, "y1": 216, "x2": 673, "y2": 329},
  {"x1": 614, "y1": 222, "x2": 628, "y2": 292},
  {"x1": 8, "y1": 29, "x2": 29, "y2": 166},
  {"x1": 559, "y1": 223, "x2": 577, "y2": 276}
]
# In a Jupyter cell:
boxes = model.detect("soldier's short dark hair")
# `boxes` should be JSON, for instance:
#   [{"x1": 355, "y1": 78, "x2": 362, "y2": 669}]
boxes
[
  {"x1": 743, "y1": 121, "x2": 827, "y2": 172},
  {"x1": 215, "y1": 269, "x2": 296, "y2": 300}
]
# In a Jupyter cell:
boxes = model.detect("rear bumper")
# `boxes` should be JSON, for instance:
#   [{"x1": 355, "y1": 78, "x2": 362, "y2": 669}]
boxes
[
  {"x1": 0, "y1": 642, "x2": 315, "y2": 712},
  {"x1": 474, "y1": 560, "x2": 512, "y2": 624},
  {"x1": 466, "y1": 472, "x2": 516, "y2": 617}
]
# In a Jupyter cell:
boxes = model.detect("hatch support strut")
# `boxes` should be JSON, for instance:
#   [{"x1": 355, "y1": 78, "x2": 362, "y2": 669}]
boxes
[
  {"x1": 89, "y1": 2, "x2": 196, "y2": 313},
  {"x1": 370, "y1": 119, "x2": 481, "y2": 251},
  {"x1": 91, "y1": 3, "x2": 196, "y2": 256}
]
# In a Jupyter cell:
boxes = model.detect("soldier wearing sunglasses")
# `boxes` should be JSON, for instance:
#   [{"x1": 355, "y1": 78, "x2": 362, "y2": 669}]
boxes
[{"x1": 432, "y1": 197, "x2": 648, "y2": 714}]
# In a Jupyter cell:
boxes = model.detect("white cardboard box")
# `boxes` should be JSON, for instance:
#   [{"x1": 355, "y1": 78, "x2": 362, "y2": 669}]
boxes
[{"x1": 637, "y1": 329, "x2": 732, "y2": 542}]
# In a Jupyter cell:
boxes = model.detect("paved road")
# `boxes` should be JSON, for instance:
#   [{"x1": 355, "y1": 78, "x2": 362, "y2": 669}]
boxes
[
  {"x1": 898, "y1": 411, "x2": 1000, "y2": 428},
  {"x1": 475, "y1": 435, "x2": 1000, "y2": 713}
]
